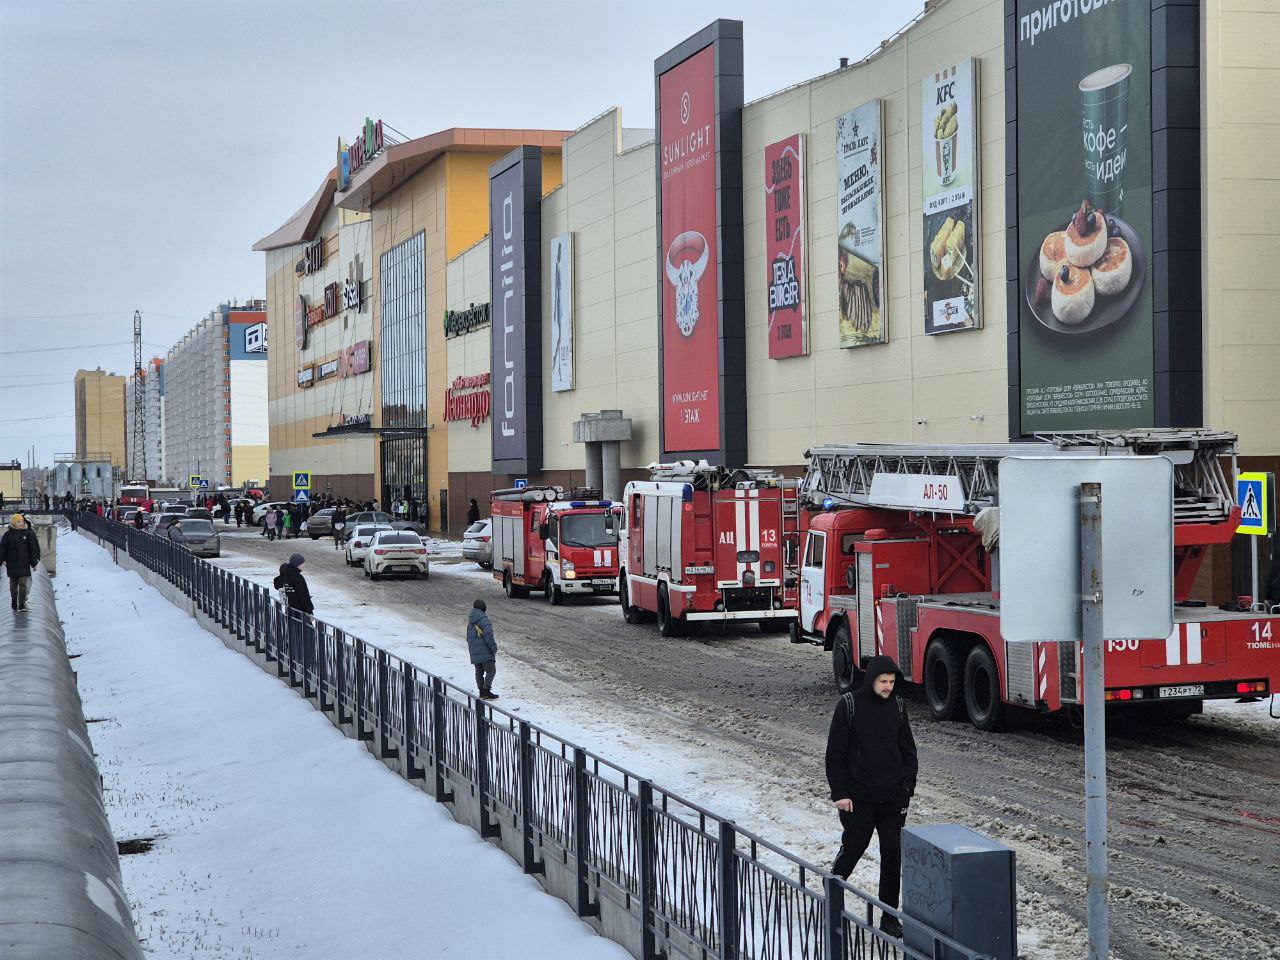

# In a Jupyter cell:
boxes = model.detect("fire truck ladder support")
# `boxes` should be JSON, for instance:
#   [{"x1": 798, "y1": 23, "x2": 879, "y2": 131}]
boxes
[{"x1": 802, "y1": 429, "x2": 1238, "y2": 524}]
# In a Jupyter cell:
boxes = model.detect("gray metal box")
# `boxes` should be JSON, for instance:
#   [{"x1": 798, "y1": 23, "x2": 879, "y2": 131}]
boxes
[{"x1": 902, "y1": 824, "x2": 1017, "y2": 960}]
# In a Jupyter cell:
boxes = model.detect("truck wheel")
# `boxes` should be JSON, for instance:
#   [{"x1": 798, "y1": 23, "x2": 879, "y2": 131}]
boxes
[
  {"x1": 657, "y1": 586, "x2": 682, "y2": 638},
  {"x1": 504, "y1": 571, "x2": 517, "y2": 599},
  {"x1": 832, "y1": 621, "x2": 856, "y2": 693},
  {"x1": 543, "y1": 573, "x2": 563, "y2": 605},
  {"x1": 924, "y1": 640, "x2": 966, "y2": 722},
  {"x1": 963, "y1": 644, "x2": 1005, "y2": 731},
  {"x1": 620, "y1": 576, "x2": 644, "y2": 624}
]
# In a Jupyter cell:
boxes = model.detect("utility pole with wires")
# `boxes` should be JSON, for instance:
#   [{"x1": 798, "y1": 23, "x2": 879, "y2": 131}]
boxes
[{"x1": 131, "y1": 309, "x2": 146, "y2": 481}]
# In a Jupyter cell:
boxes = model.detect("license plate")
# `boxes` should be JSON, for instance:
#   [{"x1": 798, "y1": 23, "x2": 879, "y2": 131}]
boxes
[
  {"x1": 1158, "y1": 684, "x2": 1204, "y2": 699},
  {"x1": 684, "y1": 565, "x2": 714, "y2": 575},
  {"x1": 393, "y1": 565, "x2": 413, "y2": 572},
  {"x1": 591, "y1": 578, "x2": 613, "y2": 586}
]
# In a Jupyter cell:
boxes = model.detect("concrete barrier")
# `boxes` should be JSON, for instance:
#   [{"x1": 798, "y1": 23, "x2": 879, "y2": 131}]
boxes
[{"x1": 0, "y1": 567, "x2": 142, "y2": 960}]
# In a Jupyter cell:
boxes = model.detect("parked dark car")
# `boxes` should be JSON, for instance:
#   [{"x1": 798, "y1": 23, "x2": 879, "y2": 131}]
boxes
[
  {"x1": 306, "y1": 508, "x2": 337, "y2": 539},
  {"x1": 185, "y1": 508, "x2": 214, "y2": 521},
  {"x1": 152, "y1": 510, "x2": 188, "y2": 534},
  {"x1": 342, "y1": 510, "x2": 428, "y2": 540},
  {"x1": 168, "y1": 518, "x2": 221, "y2": 557}
]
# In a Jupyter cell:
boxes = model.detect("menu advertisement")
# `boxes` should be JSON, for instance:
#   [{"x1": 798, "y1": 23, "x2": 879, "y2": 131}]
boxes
[
  {"x1": 921, "y1": 60, "x2": 980, "y2": 335},
  {"x1": 1014, "y1": 0, "x2": 1153, "y2": 431},
  {"x1": 836, "y1": 102, "x2": 886, "y2": 347}
]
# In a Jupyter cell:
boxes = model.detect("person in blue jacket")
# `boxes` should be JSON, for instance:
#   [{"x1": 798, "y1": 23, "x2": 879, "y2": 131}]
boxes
[{"x1": 466, "y1": 599, "x2": 498, "y2": 700}]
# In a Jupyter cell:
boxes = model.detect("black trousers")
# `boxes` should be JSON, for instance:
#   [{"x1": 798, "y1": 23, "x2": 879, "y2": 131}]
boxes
[
  {"x1": 831, "y1": 802, "x2": 907, "y2": 909},
  {"x1": 474, "y1": 659, "x2": 496, "y2": 694}
]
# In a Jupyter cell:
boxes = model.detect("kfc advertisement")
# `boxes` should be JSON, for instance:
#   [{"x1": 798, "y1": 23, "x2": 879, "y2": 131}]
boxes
[{"x1": 660, "y1": 45, "x2": 720, "y2": 452}]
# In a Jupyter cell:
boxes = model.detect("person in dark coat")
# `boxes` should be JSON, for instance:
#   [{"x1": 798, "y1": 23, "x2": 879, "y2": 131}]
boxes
[
  {"x1": 824, "y1": 654, "x2": 918, "y2": 939},
  {"x1": 331, "y1": 505, "x2": 346, "y2": 550},
  {"x1": 466, "y1": 599, "x2": 498, "y2": 699},
  {"x1": 467, "y1": 499, "x2": 481, "y2": 525},
  {"x1": 0, "y1": 513, "x2": 42, "y2": 611},
  {"x1": 273, "y1": 552, "x2": 314, "y2": 615}
]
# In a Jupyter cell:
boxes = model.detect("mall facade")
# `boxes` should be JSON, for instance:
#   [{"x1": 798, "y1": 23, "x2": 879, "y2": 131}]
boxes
[{"x1": 256, "y1": 0, "x2": 1278, "y2": 569}]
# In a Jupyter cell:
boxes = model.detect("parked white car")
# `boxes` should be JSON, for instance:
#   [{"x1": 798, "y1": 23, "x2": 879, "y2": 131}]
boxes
[
  {"x1": 363, "y1": 530, "x2": 430, "y2": 580},
  {"x1": 345, "y1": 523, "x2": 394, "y2": 567},
  {"x1": 461, "y1": 519, "x2": 493, "y2": 568},
  {"x1": 251, "y1": 500, "x2": 291, "y2": 526}
]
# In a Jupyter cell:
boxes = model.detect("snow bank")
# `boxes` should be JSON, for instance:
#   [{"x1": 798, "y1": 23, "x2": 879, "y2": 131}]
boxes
[{"x1": 55, "y1": 530, "x2": 627, "y2": 960}]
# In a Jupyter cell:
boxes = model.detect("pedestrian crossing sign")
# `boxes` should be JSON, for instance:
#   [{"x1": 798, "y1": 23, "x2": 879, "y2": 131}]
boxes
[
  {"x1": 293, "y1": 472, "x2": 311, "y2": 490},
  {"x1": 1236, "y1": 472, "x2": 1270, "y2": 536},
  {"x1": 292, "y1": 489, "x2": 310, "y2": 504},
  {"x1": 189, "y1": 474, "x2": 207, "y2": 490}
]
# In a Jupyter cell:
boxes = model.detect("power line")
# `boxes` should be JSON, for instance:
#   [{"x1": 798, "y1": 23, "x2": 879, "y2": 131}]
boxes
[
  {"x1": 0, "y1": 380, "x2": 67, "y2": 390},
  {"x1": 0, "y1": 341, "x2": 166, "y2": 356}
]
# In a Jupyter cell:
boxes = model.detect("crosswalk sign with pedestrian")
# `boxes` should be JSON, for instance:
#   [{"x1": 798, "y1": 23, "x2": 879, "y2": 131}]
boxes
[
  {"x1": 1235, "y1": 473, "x2": 1270, "y2": 536},
  {"x1": 293, "y1": 472, "x2": 311, "y2": 491},
  {"x1": 292, "y1": 489, "x2": 310, "y2": 504}
]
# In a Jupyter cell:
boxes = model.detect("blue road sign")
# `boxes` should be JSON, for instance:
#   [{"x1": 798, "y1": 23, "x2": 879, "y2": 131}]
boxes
[
  {"x1": 293, "y1": 472, "x2": 311, "y2": 490},
  {"x1": 1236, "y1": 474, "x2": 1269, "y2": 536},
  {"x1": 514, "y1": 478, "x2": 528, "y2": 489},
  {"x1": 292, "y1": 489, "x2": 311, "y2": 504},
  {"x1": 197, "y1": 478, "x2": 210, "y2": 490}
]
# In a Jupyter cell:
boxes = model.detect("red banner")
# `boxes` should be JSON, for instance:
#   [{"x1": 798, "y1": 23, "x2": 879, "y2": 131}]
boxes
[
  {"x1": 660, "y1": 46, "x2": 719, "y2": 452},
  {"x1": 764, "y1": 134, "x2": 807, "y2": 358}
]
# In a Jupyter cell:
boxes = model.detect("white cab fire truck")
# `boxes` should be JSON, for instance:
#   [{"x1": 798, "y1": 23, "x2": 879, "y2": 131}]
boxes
[
  {"x1": 618, "y1": 462, "x2": 799, "y2": 636},
  {"x1": 791, "y1": 430, "x2": 1279, "y2": 729},
  {"x1": 490, "y1": 486, "x2": 622, "y2": 604}
]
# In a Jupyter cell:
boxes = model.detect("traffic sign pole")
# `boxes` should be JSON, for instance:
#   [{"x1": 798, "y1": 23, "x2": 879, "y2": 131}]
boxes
[{"x1": 1079, "y1": 481, "x2": 1109, "y2": 960}]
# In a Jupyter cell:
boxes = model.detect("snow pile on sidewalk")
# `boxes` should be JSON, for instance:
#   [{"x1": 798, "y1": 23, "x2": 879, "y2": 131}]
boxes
[{"x1": 56, "y1": 530, "x2": 627, "y2": 960}]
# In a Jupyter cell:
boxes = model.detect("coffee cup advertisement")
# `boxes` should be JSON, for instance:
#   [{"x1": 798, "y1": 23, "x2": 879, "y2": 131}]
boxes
[
  {"x1": 1014, "y1": 0, "x2": 1153, "y2": 433},
  {"x1": 836, "y1": 101, "x2": 885, "y2": 347},
  {"x1": 920, "y1": 59, "x2": 980, "y2": 336}
]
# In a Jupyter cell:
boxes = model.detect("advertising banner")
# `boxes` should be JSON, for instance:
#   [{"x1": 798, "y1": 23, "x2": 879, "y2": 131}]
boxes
[
  {"x1": 550, "y1": 233, "x2": 574, "y2": 391},
  {"x1": 921, "y1": 60, "x2": 980, "y2": 335},
  {"x1": 230, "y1": 320, "x2": 267, "y2": 360},
  {"x1": 1014, "y1": 0, "x2": 1152, "y2": 432},
  {"x1": 764, "y1": 134, "x2": 807, "y2": 358},
  {"x1": 836, "y1": 102, "x2": 886, "y2": 347},
  {"x1": 659, "y1": 44, "x2": 720, "y2": 452},
  {"x1": 489, "y1": 147, "x2": 543, "y2": 474}
]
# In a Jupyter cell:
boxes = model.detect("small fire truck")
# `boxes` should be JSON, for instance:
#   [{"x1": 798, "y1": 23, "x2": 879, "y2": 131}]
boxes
[
  {"x1": 791, "y1": 430, "x2": 1279, "y2": 729},
  {"x1": 618, "y1": 462, "x2": 799, "y2": 636},
  {"x1": 490, "y1": 486, "x2": 622, "y2": 604}
]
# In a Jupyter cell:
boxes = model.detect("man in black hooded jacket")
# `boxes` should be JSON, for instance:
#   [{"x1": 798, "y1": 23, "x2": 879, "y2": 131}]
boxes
[
  {"x1": 273, "y1": 553, "x2": 314, "y2": 614},
  {"x1": 824, "y1": 654, "x2": 918, "y2": 937}
]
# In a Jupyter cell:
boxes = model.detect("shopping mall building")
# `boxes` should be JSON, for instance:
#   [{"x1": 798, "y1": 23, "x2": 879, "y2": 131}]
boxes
[{"x1": 256, "y1": 0, "x2": 1278, "y2": 572}]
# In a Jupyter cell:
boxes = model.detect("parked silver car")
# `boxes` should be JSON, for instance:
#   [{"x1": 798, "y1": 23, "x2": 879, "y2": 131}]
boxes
[
  {"x1": 168, "y1": 518, "x2": 221, "y2": 557},
  {"x1": 342, "y1": 510, "x2": 428, "y2": 540},
  {"x1": 306, "y1": 508, "x2": 337, "y2": 539},
  {"x1": 461, "y1": 519, "x2": 492, "y2": 568}
]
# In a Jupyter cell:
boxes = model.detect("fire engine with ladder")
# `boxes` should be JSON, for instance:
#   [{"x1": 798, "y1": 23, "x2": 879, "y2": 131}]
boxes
[
  {"x1": 618, "y1": 462, "x2": 799, "y2": 636},
  {"x1": 490, "y1": 486, "x2": 622, "y2": 604},
  {"x1": 791, "y1": 430, "x2": 1279, "y2": 730}
]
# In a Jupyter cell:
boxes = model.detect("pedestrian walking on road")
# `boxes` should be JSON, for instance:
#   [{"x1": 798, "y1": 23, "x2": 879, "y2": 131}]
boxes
[
  {"x1": 281, "y1": 508, "x2": 294, "y2": 540},
  {"x1": 466, "y1": 599, "x2": 499, "y2": 700},
  {"x1": 264, "y1": 508, "x2": 279, "y2": 541},
  {"x1": 332, "y1": 506, "x2": 346, "y2": 549},
  {"x1": 824, "y1": 654, "x2": 917, "y2": 940},
  {"x1": 0, "y1": 514, "x2": 43, "y2": 611},
  {"x1": 273, "y1": 552, "x2": 314, "y2": 615}
]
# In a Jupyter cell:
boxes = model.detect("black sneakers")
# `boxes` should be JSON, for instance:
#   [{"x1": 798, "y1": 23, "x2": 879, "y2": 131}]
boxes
[
  {"x1": 480, "y1": 690, "x2": 500, "y2": 700},
  {"x1": 879, "y1": 915, "x2": 903, "y2": 940}
]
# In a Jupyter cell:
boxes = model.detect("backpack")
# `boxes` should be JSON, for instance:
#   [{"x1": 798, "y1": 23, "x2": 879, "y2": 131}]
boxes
[{"x1": 841, "y1": 690, "x2": 905, "y2": 733}]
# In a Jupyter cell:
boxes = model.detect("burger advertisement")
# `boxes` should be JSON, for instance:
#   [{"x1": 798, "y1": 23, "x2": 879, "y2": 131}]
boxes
[
  {"x1": 921, "y1": 60, "x2": 980, "y2": 335},
  {"x1": 659, "y1": 44, "x2": 720, "y2": 452},
  {"x1": 765, "y1": 133, "x2": 807, "y2": 359},
  {"x1": 1014, "y1": 0, "x2": 1153, "y2": 432}
]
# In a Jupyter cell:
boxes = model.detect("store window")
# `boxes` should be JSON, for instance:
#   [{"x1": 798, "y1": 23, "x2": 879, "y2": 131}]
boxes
[{"x1": 379, "y1": 232, "x2": 428, "y2": 515}]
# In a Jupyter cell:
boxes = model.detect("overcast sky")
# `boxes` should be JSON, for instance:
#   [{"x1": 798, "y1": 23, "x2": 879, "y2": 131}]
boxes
[{"x1": 0, "y1": 0, "x2": 910, "y2": 468}]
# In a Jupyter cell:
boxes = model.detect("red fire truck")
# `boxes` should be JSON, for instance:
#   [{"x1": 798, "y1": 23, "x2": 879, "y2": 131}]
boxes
[
  {"x1": 490, "y1": 487, "x2": 622, "y2": 603},
  {"x1": 791, "y1": 430, "x2": 1279, "y2": 729},
  {"x1": 618, "y1": 462, "x2": 799, "y2": 636}
]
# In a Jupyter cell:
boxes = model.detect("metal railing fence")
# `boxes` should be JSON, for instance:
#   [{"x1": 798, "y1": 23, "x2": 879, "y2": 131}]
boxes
[{"x1": 75, "y1": 511, "x2": 994, "y2": 960}]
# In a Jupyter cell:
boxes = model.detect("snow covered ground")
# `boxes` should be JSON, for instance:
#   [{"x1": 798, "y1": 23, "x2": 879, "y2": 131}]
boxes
[{"x1": 55, "y1": 529, "x2": 628, "y2": 960}]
